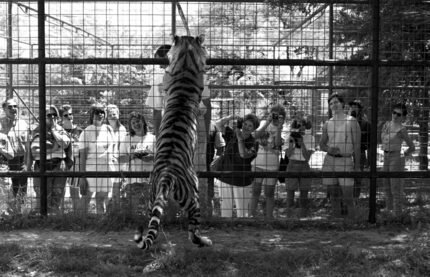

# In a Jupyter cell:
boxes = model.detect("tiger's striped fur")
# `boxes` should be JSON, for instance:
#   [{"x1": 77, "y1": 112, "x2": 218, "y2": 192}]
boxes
[{"x1": 134, "y1": 35, "x2": 212, "y2": 250}]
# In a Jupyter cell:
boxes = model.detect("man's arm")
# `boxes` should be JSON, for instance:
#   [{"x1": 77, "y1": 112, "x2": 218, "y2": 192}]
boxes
[
  {"x1": 319, "y1": 122, "x2": 329, "y2": 152},
  {"x1": 351, "y1": 119, "x2": 361, "y2": 170}
]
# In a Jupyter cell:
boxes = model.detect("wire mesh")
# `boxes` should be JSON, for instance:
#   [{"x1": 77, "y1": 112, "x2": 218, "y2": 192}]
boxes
[{"x1": 0, "y1": 0, "x2": 429, "y2": 221}]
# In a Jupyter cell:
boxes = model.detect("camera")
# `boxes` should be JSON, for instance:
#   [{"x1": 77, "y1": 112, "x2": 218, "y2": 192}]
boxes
[
  {"x1": 236, "y1": 117, "x2": 244, "y2": 129},
  {"x1": 289, "y1": 131, "x2": 302, "y2": 148},
  {"x1": 272, "y1": 113, "x2": 279, "y2": 120}
]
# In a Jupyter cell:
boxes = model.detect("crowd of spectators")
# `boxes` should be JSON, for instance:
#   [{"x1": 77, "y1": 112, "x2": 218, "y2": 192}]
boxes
[
  {"x1": 0, "y1": 92, "x2": 415, "y2": 219},
  {"x1": 0, "y1": 45, "x2": 415, "y2": 218}
]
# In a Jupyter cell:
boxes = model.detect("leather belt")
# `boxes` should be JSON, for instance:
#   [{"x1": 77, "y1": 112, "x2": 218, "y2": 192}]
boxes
[
  {"x1": 327, "y1": 153, "x2": 351, "y2": 158},
  {"x1": 384, "y1": 150, "x2": 400, "y2": 153}
]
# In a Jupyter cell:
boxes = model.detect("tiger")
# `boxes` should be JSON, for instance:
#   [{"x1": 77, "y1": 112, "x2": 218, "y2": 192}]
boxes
[{"x1": 134, "y1": 35, "x2": 212, "y2": 250}]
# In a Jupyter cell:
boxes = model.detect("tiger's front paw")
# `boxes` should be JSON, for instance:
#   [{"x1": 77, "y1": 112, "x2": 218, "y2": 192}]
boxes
[
  {"x1": 198, "y1": 236, "x2": 213, "y2": 248},
  {"x1": 189, "y1": 231, "x2": 212, "y2": 247}
]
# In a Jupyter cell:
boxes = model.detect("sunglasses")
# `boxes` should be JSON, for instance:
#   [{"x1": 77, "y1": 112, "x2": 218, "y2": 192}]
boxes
[
  {"x1": 392, "y1": 111, "x2": 402, "y2": 117},
  {"x1": 63, "y1": 113, "x2": 73, "y2": 118},
  {"x1": 46, "y1": 113, "x2": 58, "y2": 119},
  {"x1": 7, "y1": 105, "x2": 17, "y2": 109},
  {"x1": 94, "y1": 109, "x2": 105, "y2": 115}
]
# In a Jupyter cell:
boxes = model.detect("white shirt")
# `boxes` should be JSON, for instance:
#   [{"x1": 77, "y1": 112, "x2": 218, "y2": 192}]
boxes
[
  {"x1": 145, "y1": 73, "x2": 211, "y2": 114},
  {"x1": 78, "y1": 124, "x2": 115, "y2": 162},
  {"x1": 326, "y1": 116, "x2": 356, "y2": 156},
  {"x1": 252, "y1": 122, "x2": 280, "y2": 171},
  {"x1": 120, "y1": 133, "x2": 156, "y2": 184},
  {"x1": 145, "y1": 73, "x2": 165, "y2": 111},
  {"x1": 287, "y1": 130, "x2": 315, "y2": 161}
]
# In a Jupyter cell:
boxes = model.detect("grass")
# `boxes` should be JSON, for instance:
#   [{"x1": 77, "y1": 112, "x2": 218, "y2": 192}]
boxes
[
  {"x1": 0, "y1": 230, "x2": 429, "y2": 277},
  {"x1": 1, "y1": 185, "x2": 430, "y2": 276}
]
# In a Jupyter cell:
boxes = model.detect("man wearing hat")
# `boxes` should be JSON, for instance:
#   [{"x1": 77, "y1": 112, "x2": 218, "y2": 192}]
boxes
[
  {"x1": 27, "y1": 105, "x2": 71, "y2": 213},
  {"x1": 0, "y1": 98, "x2": 30, "y2": 198}
]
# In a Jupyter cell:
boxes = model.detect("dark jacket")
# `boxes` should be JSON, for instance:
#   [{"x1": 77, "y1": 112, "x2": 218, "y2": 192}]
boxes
[{"x1": 218, "y1": 135, "x2": 258, "y2": 187}]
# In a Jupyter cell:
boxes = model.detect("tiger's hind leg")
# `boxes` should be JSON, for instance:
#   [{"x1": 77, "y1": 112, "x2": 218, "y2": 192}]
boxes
[
  {"x1": 175, "y1": 187, "x2": 212, "y2": 247},
  {"x1": 187, "y1": 198, "x2": 212, "y2": 247},
  {"x1": 134, "y1": 180, "x2": 170, "y2": 250}
]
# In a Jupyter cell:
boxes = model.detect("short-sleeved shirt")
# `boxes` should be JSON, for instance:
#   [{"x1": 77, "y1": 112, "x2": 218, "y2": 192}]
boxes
[
  {"x1": 381, "y1": 121, "x2": 407, "y2": 152},
  {"x1": 218, "y1": 135, "x2": 258, "y2": 187},
  {"x1": 119, "y1": 133, "x2": 156, "y2": 184},
  {"x1": 0, "y1": 117, "x2": 29, "y2": 157},
  {"x1": 253, "y1": 122, "x2": 281, "y2": 171},
  {"x1": 78, "y1": 124, "x2": 115, "y2": 164},
  {"x1": 145, "y1": 73, "x2": 166, "y2": 111},
  {"x1": 0, "y1": 132, "x2": 13, "y2": 171},
  {"x1": 64, "y1": 125, "x2": 83, "y2": 158},
  {"x1": 145, "y1": 73, "x2": 211, "y2": 113}
]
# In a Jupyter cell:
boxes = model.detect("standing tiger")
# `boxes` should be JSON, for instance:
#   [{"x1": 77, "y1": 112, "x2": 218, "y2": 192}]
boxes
[{"x1": 134, "y1": 35, "x2": 212, "y2": 250}]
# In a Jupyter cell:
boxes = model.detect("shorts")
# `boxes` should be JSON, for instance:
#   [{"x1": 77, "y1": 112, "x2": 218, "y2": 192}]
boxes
[
  {"x1": 286, "y1": 160, "x2": 311, "y2": 191},
  {"x1": 321, "y1": 154, "x2": 354, "y2": 187}
]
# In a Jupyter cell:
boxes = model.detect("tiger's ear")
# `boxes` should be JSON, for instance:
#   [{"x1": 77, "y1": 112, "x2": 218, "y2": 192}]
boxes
[
  {"x1": 170, "y1": 34, "x2": 179, "y2": 45},
  {"x1": 196, "y1": 34, "x2": 205, "y2": 45}
]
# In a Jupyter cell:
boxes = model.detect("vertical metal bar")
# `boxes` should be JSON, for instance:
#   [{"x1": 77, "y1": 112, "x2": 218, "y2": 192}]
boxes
[
  {"x1": 368, "y1": 0, "x2": 380, "y2": 224},
  {"x1": 171, "y1": 1, "x2": 176, "y2": 35},
  {"x1": 7, "y1": 1, "x2": 13, "y2": 98},
  {"x1": 328, "y1": 4, "x2": 333, "y2": 96},
  {"x1": 38, "y1": 0, "x2": 48, "y2": 216}
]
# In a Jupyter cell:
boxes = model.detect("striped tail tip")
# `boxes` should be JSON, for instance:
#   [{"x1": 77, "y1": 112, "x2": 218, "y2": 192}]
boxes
[{"x1": 134, "y1": 226, "x2": 144, "y2": 245}]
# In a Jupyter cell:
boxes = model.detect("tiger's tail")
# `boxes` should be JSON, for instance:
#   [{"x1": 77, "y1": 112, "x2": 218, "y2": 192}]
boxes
[{"x1": 134, "y1": 174, "x2": 172, "y2": 250}]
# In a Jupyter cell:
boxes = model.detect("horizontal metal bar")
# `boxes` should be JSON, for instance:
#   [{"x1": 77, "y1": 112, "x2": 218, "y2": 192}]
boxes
[
  {"x1": 0, "y1": 84, "x2": 372, "y2": 90},
  {"x1": 4, "y1": 84, "x2": 426, "y2": 91},
  {"x1": 1, "y1": 170, "x2": 429, "y2": 178},
  {"x1": 0, "y1": 0, "x2": 372, "y2": 4},
  {"x1": 0, "y1": 58, "x2": 373, "y2": 66},
  {"x1": 2, "y1": 58, "x2": 430, "y2": 67}
]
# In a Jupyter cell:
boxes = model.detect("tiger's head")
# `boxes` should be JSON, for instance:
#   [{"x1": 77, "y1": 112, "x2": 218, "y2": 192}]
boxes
[{"x1": 166, "y1": 35, "x2": 207, "y2": 75}]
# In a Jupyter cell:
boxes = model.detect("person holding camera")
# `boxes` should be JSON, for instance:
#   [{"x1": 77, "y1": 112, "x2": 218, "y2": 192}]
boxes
[
  {"x1": 285, "y1": 127, "x2": 314, "y2": 216},
  {"x1": 319, "y1": 93, "x2": 361, "y2": 218},
  {"x1": 28, "y1": 105, "x2": 72, "y2": 213},
  {"x1": 250, "y1": 104, "x2": 285, "y2": 219},
  {"x1": 216, "y1": 113, "x2": 259, "y2": 218}
]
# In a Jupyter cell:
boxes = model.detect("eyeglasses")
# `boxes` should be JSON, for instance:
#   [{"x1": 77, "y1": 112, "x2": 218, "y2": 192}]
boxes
[
  {"x1": 7, "y1": 105, "x2": 17, "y2": 109},
  {"x1": 94, "y1": 109, "x2": 105, "y2": 115},
  {"x1": 46, "y1": 113, "x2": 58, "y2": 119},
  {"x1": 63, "y1": 113, "x2": 73, "y2": 118},
  {"x1": 392, "y1": 111, "x2": 402, "y2": 117}
]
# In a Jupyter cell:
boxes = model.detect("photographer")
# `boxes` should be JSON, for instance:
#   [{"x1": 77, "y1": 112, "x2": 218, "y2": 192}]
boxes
[
  {"x1": 250, "y1": 104, "x2": 285, "y2": 219},
  {"x1": 217, "y1": 113, "x2": 259, "y2": 218},
  {"x1": 285, "y1": 126, "x2": 314, "y2": 216}
]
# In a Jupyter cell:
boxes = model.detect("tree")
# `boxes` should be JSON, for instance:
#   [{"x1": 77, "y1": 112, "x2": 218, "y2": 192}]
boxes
[{"x1": 333, "y1": 1, "x2": 430, "y2": 170}]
